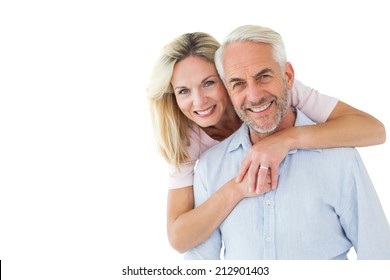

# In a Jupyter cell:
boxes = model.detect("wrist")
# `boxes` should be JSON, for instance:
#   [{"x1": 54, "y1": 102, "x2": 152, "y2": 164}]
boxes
[
  {"x1": 223, "y1": 178, "x2": 245, "y2": 203},
  {"x1": 278, "y1": 126, "x2": 301, "y2": 150}
]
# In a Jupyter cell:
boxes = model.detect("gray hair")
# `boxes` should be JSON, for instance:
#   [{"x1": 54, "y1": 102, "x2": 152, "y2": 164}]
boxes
[{"x1": 215, "y1": 25, "x2": 287, "y2": 84}]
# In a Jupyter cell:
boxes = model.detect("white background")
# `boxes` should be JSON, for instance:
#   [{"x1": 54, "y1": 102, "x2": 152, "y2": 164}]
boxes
[{"x1": 1, "y1": 0, "x2": 389, "y2": 279}]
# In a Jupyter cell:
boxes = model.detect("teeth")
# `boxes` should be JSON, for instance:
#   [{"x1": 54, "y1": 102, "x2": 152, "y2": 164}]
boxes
[
  {"x1": 250, "y1": 102, "x2": 271, "y2": 113},
  {"x1": 196, "y1": 105, "x2": 215, "y2": 115}
]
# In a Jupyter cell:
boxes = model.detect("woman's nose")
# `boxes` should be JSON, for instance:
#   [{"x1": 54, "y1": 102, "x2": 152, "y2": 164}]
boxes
[{"x1": 192, "y1": 90, "x2": 207, "y2": 107}]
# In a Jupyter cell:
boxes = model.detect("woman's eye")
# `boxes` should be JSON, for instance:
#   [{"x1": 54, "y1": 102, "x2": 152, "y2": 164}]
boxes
[
  {"x1": 178, "y1": 89, "x2": 190, "y2": 95},
  {"x1": 204, "y1": 80, "x2": 215, "y2": 87}
]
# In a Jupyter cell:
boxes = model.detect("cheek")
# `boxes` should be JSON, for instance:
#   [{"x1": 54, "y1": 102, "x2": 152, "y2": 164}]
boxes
[
  {"x1": 176, "y1": 97, "x2": 191, "y2": 113},
  {"x1": 229, "y1": 93, "x2": 243, "y2": 108},
  {"x1": 218, "y1": 95, "x2": 229, "y2": 107},
  {"x1": 215, "y1": 87, "x2": 229, "y2": 104}
]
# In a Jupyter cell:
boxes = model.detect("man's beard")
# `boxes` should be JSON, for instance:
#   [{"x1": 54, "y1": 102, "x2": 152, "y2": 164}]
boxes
[{"x1": 234, "y1": 82, "x2": 290, "y2": 134}]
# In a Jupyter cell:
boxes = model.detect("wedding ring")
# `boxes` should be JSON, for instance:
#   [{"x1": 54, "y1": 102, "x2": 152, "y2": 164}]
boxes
[{"x1": 259, "y1": 166, "x2": 269, "y2": 170}]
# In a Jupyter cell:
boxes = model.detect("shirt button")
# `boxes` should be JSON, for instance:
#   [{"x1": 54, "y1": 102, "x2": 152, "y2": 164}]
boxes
[
  {"x1": 266, "y1": 237, "x2": 272, "y2": 242},
  {"x1": 265, "y1": 200, "x2": 271, "y2": 205}
]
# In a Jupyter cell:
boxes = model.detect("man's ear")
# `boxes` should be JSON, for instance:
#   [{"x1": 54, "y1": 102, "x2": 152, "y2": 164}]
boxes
[{"x1": 284, "y1": 62, "x2": 295, "y2": 90}]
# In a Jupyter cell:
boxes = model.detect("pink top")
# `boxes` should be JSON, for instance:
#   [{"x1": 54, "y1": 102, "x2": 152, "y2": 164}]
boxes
[{"x1": 168, "y1": 80, "x2": 338, "y2": 189}]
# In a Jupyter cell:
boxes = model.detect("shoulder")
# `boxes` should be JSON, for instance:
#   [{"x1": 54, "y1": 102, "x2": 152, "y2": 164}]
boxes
[
  {"x1": 186, "y1": 125, "x2": 219, "y2": 161},
  {"x1": 298, "y1": 147, "x2": 362, "y2": 171},
  {"x1": 291, "y1": 79, "x2": 338, "y2": 124},
  {"x1": 291, "y1": 147, "x2": 366, "y2": 194},
  {"x1": 321, "y1": 147, "x2": 360, "y2": 160}
]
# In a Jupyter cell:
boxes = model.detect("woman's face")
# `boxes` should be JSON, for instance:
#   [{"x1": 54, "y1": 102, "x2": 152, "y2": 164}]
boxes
[{"x1": 171, "y1": 55, "x2": 230, "y2": 128}]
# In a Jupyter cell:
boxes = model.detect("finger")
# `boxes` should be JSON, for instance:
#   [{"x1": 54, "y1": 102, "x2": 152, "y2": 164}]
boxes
[
  {"x1": 255, "y1": 169, "x2": 272, "y2": 195},
  {"x1": 262, "y1": 170, "x2": 273, "y2": 194},
  {"x1": 270, "y1": 165, "x2": 279, "y2": 190},
  {"x1": 264, "y1": 173, "x2": 273, "y2": 193},
  {"x1": 248, "y1": 163, "x2": 262, "y2": 193},
  {"x1": 255, "y1": 167, "x2": 269, "y2": 194},
  {"x1": 236, "y1": 158, "x2": 251, "y2": 183},
  {"x1": 266, "y1": 172, "x2": 272, "y2": 185}
]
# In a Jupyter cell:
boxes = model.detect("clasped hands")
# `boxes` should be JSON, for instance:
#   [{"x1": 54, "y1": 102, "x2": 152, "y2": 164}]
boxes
[{"x1": 235, "y1": 133, "x2": 290, "y2": 196}]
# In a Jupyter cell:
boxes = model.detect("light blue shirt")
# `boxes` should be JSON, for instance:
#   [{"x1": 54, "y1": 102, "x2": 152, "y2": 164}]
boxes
[{"x1": 185, "y1": 109, "x2": 390, "y2": 260}]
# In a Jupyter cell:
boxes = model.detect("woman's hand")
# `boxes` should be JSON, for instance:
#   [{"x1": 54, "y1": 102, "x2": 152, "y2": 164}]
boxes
[
  {"x1": 236, "y1": 131, "x2": 291, "y2": 194},
  {"x1": 234, "y1": 168, "x2": 272, "y2": 197}
]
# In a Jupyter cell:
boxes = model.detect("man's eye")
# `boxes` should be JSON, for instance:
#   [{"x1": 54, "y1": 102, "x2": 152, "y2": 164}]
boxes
[
  {"x1": 233, "y1": 82, "x2": 244, "y2": 89},
  {"x1": 257, "y1": 74, "x2": 271, "y2": 81}
]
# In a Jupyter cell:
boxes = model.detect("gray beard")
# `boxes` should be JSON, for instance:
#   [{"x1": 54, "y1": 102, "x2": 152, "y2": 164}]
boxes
[{"x1": 234, "y1": 83, "x2": 290, "y2": 134}]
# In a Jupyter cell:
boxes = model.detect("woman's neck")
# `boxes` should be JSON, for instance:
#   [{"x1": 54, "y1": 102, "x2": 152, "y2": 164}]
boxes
[{"x1": 201, "y1": 103, "x2": 242, "y2": 142}]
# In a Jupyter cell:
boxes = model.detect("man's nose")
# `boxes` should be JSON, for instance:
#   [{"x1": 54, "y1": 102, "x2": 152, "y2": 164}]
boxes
[{"x1": 246, "y1": 82, "x2": 262, "y2": 102}]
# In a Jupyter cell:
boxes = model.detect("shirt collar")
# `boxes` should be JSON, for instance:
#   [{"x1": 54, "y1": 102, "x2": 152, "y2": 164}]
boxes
[
  {"x1": 228, "y1": 123, "x2": 251, "y2": 153},
  {"x1": 227, "y1": 107, "x2": 322, "y2": 154}
]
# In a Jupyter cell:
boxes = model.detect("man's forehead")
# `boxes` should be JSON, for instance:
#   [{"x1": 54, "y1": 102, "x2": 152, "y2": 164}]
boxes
[
  {"x1": 222, "y1": 41, "x2": 276, "y2": 78},
  {"x1": 223, "y1": 41, "x2": 273, "y2": 58}
]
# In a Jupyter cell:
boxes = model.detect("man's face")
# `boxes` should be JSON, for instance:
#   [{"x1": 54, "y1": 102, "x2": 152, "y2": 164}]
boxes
[{"x1": 222, "y1": 41, "x2": 294, "y2": 134}]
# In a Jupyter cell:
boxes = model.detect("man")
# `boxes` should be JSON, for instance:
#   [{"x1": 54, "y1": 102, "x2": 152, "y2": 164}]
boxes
[{"x1": 184, "y1": 25, "x2": 390, "y2": 259}]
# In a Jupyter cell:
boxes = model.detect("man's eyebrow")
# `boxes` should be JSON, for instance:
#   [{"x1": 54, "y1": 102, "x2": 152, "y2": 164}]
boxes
[
  {"x1": 228, "y1": 77, "x2": 244, "y2": 85},
  {"x1": 228, "y1": 68, "x2": 275, "y2": 85},
  {"x1": 253, "y1": 68, "x2": 273, "y2": 78}
]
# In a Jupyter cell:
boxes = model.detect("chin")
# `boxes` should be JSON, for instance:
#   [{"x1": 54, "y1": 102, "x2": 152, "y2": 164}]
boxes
[{"x1": 197, "y1": 118, "x2": 218, "y2": 128}]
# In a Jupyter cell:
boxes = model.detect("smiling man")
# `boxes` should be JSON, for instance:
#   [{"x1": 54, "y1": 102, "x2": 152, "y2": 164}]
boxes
[
  {"x1": 184, "y1": 25, "x2": 390, "y2": 260},
  {"x1": 222, "y1": 40, "x2": 293, "y2": 138}
]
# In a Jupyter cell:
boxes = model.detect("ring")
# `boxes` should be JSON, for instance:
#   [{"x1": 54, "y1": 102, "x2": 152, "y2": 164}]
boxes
[{"x1": 259, "y1": 166, "x2": 269, "y2": 170}]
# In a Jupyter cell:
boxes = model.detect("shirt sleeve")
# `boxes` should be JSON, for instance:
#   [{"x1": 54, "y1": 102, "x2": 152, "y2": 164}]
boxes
[
  {"x1": 183, "y1": 160, "x2": 222, "y2": 259},
  {"x1": 167, "y1": 161, "x2": 195, "y2": 189},
  {"x1": 168, "y1": 126, "x2": 218, "y2": 189},
  {"x1": 291, "y1": 79, "x2": 339, "y2": 124},
  {"x1": 338, "y1": 150, "x2": 390, "y2": 259}
]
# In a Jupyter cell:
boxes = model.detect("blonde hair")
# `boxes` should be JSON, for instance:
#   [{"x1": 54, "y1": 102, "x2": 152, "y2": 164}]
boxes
[{"x1": 147, "y1": 32, "x2": 220, "y2": 167}]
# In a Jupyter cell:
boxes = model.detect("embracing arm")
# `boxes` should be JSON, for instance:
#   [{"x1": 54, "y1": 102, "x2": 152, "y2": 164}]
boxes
[
  {"x1": 167, "y1": 183, "x2": 239, "y2": 253},
  {"x1": 237, "y1": 100, "x2": 386, "y2": 192},
  {"x1": 288, "y1": 101, "x2": 385, "y2": 148},
  {"x1": 167, "y1": 174, "x2": 261, "y2": 253}
]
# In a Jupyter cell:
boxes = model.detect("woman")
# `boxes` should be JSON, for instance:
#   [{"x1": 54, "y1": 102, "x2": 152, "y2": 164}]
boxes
[{"x1": 147, "y1": 32, "x2": 385, "y2": 253}]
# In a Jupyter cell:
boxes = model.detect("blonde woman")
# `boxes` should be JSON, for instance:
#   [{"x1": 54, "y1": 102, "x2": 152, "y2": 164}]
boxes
[{"x1": 147, "y1": 32, "x2": 385, "y2": 253}]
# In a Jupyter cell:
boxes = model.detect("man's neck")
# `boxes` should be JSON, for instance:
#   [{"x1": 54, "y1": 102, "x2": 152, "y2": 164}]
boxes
[{"x1": 250, "y1": 107, "x2": 297, "y2": 144}]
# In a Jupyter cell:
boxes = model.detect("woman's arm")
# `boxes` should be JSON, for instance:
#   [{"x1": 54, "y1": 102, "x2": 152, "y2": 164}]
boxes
[
  {"x1": 295, "y1": 101, "x2": 386, "y2": 148},
  {"x1": 236, "y1": 101, "x2": 386, "y2": 193},
  {"x1": 167, "y1": 184, "x2": 239, "y2": 253},
  {"x1": 167, "y1": 175, "x2": 265, "y2": 253}
]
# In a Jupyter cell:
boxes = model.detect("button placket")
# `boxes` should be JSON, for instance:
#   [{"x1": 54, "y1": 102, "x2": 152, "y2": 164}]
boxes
[{"x1": 263, "y1": 191, "x2": 276, "y2": 259}]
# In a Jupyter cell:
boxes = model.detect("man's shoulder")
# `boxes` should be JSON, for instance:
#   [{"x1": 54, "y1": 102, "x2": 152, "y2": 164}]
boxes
[
  {"x1": 299, "y1": 146, "x2": 359, "y2": 158},
  {"x1": 297, "y1": 146, "x2": 362, "y2": 170},
  {"x1": 320, "y1": 146, "x2": 360, "y2": 158}
]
